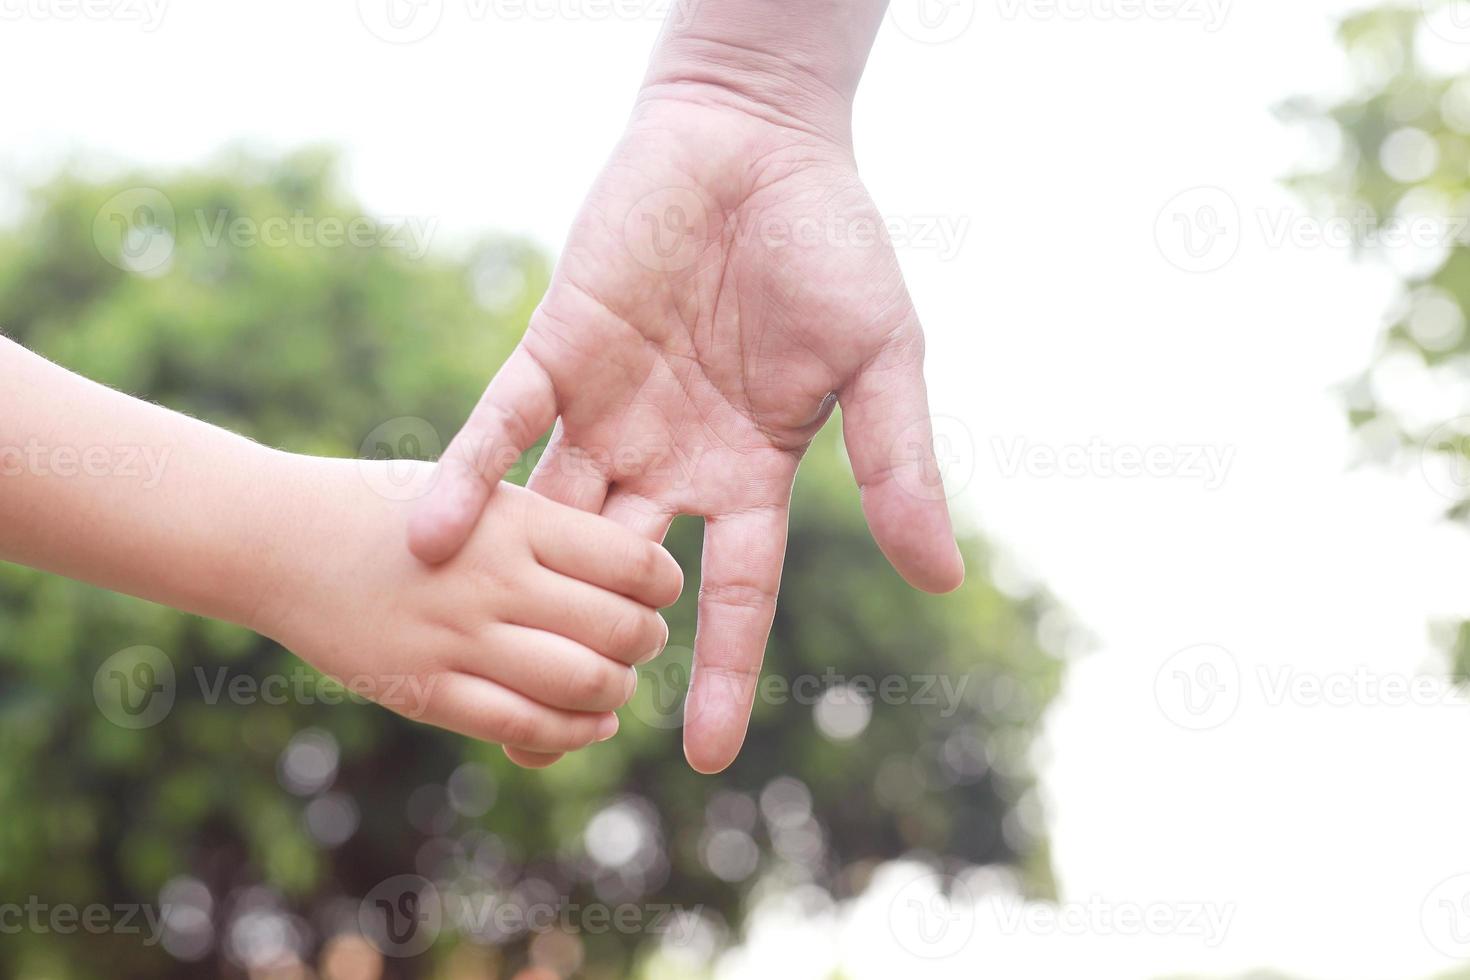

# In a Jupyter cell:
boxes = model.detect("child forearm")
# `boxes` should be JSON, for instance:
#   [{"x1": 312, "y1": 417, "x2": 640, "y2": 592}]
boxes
[
  {"x1": 0, "y1": 333, "x2": 307, "y2": 631},
  {"x1": 0, "y1": 334, "x2": 683, "y2": 756}
]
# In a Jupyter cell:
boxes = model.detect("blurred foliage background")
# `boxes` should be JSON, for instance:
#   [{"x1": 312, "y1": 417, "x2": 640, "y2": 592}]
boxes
[
  {"x1": 0, "y1": 150, "x2": 1068, "y2": 978},
  {"x1": 1284, "y1": 2, "x2": 1470, "y2": 682},
  {"x1": 1169, "y1": 9, "x2": 1470, "y2": 980}
]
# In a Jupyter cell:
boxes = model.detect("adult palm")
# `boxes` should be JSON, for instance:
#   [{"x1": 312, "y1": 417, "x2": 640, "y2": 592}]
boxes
[{"x1": 410, "y1": 90, "x2": 964, "y2": 773}]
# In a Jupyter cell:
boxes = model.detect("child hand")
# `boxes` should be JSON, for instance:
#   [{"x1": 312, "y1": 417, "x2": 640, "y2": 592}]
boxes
[{"x1": 254, "y1": 457, "x2": 683, "y2": 760}]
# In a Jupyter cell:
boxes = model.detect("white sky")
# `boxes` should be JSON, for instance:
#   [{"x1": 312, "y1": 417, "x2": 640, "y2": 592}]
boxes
[{"x1": 7, "y1": 1, "x2": 1470, "y2": 977}]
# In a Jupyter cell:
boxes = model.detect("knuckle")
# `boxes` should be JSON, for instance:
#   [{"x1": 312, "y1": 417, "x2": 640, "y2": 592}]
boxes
[
  {"x1": 496, "y1": 710, "x2": 537, "y2": 749},
  {"x1": 414, "y1": 635, "x2": 457, "y2": 678},
  {"x1": 700, "y1": 581, "x2": 774, "y2": 613},
  {"x1": 525, "y1": 500, "x2": 563, "y2": 546},
  {"x1": 603, "y1": 608, "x2": 647, "y2": 660},
  {"x1": 564, "y1": 655, "x2": 617, "y2": 708},
  {"x1": 449, "y1": 431, "x2": 497, "y2": 491},
  {"x1": 573, "y1": 715, "x2": 606, "y2": 747},
  {"x1": 699, "y1": 660, "x2": 763, "y2": 705},
  {"x1": 484, "y1": 397, "x2": 536, "y2": 453},
  {"x1": 625, "y1": 539, "x2": 660, "y2": 585}
]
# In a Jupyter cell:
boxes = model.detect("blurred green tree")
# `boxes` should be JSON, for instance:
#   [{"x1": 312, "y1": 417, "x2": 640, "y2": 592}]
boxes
[
  {"x1": 1287, "y1": 3, "x2": 1470, "y2": 678},
  {"x1": 0, "y1": 150, "x2": 1067, "y2": 978}
]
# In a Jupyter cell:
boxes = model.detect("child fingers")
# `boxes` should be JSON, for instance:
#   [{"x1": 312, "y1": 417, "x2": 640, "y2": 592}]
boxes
[
  {"x1": 526, "y1": 424, "x2": 610, "y2": 513},
  {"x1": 599, "y1": 488, "x2": 676, "y2": 542},
  {"x1": 461, "y1": 625, "x2": 640, "y2": 713},
  {"x1": 530, "y1": 503, "x2": 683, "y2": 608},
  {"x1": 504, "y1": 746, "x2": 565, "y2": 769},
  {"x1": 431, "y1": 672, "x2": 619, "y2": 753},
  {"x1": 514, "y1": 571, "x2": 670, "y2": 665}
]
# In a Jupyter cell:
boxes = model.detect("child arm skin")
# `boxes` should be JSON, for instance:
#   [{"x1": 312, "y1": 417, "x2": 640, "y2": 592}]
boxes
[{"x1": 0, "y1": 334, "x2": 683, "y2": 759}]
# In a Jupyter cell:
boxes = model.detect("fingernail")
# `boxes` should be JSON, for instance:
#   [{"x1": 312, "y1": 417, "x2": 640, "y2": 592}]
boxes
[
  {"x1": 638, "y1": 618, "x2": 670, "y2": 664},
  {"x1": 623, "y1": 668, "x2": 639, "y2": 700},
  {"x1": 596, "y1": 715, "x2": 620, "y2": 742}
]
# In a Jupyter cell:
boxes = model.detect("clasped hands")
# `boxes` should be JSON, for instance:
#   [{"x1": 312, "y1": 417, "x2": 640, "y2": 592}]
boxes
[
  {"x1": 403, "y1": 55, "x2": 964, "y2": 774},
  {"x1": 0, "y1": 3, "x2": 962, "y2": 777}
]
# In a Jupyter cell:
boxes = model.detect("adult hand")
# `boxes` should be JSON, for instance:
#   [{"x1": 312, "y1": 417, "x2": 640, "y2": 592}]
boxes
[{"x1": 409, "y1": 0, "x2": 965, "y2": 773}]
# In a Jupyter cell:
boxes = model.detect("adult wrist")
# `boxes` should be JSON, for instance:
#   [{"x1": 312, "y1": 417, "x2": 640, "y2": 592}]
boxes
[{"x1": 639, "y1": 0, "x2": 889, "y2": 145}]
